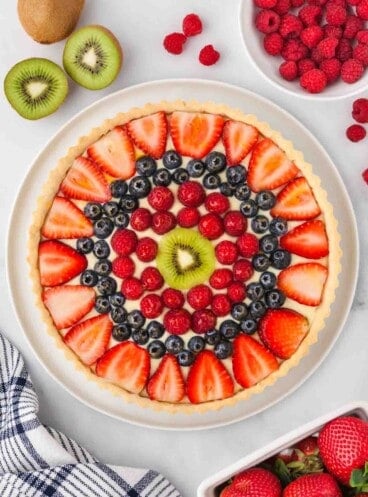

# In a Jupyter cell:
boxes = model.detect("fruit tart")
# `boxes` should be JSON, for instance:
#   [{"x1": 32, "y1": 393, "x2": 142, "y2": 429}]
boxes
[{"x1": 28, "y1": 101, "x2": 341, "y2": 412}]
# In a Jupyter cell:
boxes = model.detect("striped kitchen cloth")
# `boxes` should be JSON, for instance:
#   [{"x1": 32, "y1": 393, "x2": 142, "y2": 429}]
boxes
[{"x1": 0, "y1": 332, "x2": 181, "y2": 497}]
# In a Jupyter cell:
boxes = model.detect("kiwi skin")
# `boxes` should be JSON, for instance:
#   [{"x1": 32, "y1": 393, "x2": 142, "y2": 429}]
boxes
[{"x1": 17, "y1": 0, "x2": 85, "y2": 44}]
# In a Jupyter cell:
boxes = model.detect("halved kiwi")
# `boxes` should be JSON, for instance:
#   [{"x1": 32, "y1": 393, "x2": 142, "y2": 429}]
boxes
[
  {"x1": 63, "y1": 25, "x2": 122, "y2": 90},
  {"x1": 156, "y1": 228, "x2": 215, "y2": 290},
  {"x1": 4, "y1": 58, "x2": 68, "y2": 120}
]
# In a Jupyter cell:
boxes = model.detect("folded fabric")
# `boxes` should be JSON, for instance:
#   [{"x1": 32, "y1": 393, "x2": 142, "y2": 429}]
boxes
[{"x1": 0, "y1": 332, "x2": 181, "y2": 497}]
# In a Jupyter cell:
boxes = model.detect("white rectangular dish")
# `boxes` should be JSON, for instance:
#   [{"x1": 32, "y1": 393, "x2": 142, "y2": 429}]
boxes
[{"x1": 197, "y1": 401, "x2": 368, "y2": 497}]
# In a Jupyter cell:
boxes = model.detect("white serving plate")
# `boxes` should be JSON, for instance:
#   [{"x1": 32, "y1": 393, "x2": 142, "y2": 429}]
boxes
[
  {"x1": 198, "y1": 401, "x2": 368, "y2": 497},
  {"x1": 6, "y1": 79, "x2": 359, "y2": 430}
]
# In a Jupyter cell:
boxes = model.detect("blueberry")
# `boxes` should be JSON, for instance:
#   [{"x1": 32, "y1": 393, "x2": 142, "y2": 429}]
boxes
[
  {"x1": 235, "y1": 184, "x2": 251, "y2": 201},
  {"x1": 84, "y1": 202, "x2": 103, "y2": 220},
  {"x1": 265, "y1": 290, "x2": 286, "y2": 309},
  {"x1": 128, "y1": 176, "x2": 151, "y2": 198},
  {"x1": 94, "y1": 217, "x2": 114, "y2": 239},
  {"x1": 250, "y1": 301, "x2": 267, "y2": 319},
  {"x1": 226, "y1": 165, "x2": 246, "y2": 185},
  {"x1": 271, "y1": 250, "x2": 291, "y2": 270},
  {"x1": 119, "y1": 195, "x2": 139, "y2": 213},
  {"x1": 231, "y1": 303, "x2": 248, "y2": 321},
  {"x1": 178, "y1": 350, "x2": 195, "y2": 367},
  {"x1": 187, "y1": 159, "x2": 205, "y2": 178},
  {"x1": 219, "y1": 182, "x2": 234, "y2": 197},
  {"x1": 203, "y1": 173, "x2": 221, "y2": 190},
  {"x1": 172, "y1": 168, "x2": 189, "y2": 184},
  {"x1": 147, "y1": 320, "x2": 164, "y2": 339},
  {"x1": 127, "y1": 310, "x2": 146, "y2": 329},
  {"x1": 240, "y1": 319, "x2": 257, "y2": 335},
  {"x1": 76, "y1": 237, "x2": 94, "y2": 254},
  {"x1": 114, "y1": 212, "x2": 129, "y2": 228},
  {"x1": 260, "y1": 235, "x2": 278, "y2": 254},
  {"x1": 165, "y1": 335, "x2": 184, "y2": 354},
  {"x1": 80, "y1": 269, "x2": 98, "y2": 287},
  {"x1": 132, "y1": 328, "x2": 149, "y2": 346},
  {"x1": 94, "y1": 259, "x2": 112, "y2": 276},
  {"x1": 110, "y1": 180, "x2": 128, "y2": 198},
  {"x1": 251, "y1": 215, "x2": 269, "y2": 234},
  {"x1": 205, "y1": 328, "x2": 221, "y2": 346},
  {"x1": 240, "y1": 199, "x2": 258, "y2": 218},
  {"x1": 255, "y1": 191, "x2": 276, "y2": 210},
  {"x1": 163, "y1": 150, "x2": 182, "y2": 169},
  {"x1": 260, "y1": 271, "x2": 276, "y2": 290},
  {"x1": 95, "y1": 296, "x2": 110, "y2": 314},
  {"x1": 112, "y1": 323, "x2": 131, "y2": 341},
  {"x1": 247, "y1": 282, "x2": 265, "y2": 301},
  {"x1": 220, "y1": 320, "x2": 240, "y2": 339},
  {"x1": 93, "y1": 240, "x2": 110, "y2": 259},
  {"x1": 152, "y1": 168, "x2": 171, "y2": 186},
  {"x1": 103, "y1": 201, "x2": 119, "y2": 217},
  {"x1": 205, "y1": 152, "x2": 226, "y2": 173},
  {"x1": 188, "y1": 336, "x2": 206, "y2": 353},
  {"x1": 252, "y1": 253, "x2": 271, "y2": 272},
  {"x1": 109, "y1": 292, "x2": 125, "y2": 307},
  {"x1": 269, "y1": 217, "x2": 288, "y2": 236},
  {"x1": 215, "y1": 340, "x2": 233, "y2": 360},
  {"x1": 111, "y1": 306, "x2": 128, "y2": 323},
  {"x1": 148, "y1": 340, "x2": 166, "y2": 359},
  {"x1": 136, "y1": 156, "x2": 157, "y2": 177},
  {"x1": 97, "y1": 276, "x2": 117, "y2": 296}
]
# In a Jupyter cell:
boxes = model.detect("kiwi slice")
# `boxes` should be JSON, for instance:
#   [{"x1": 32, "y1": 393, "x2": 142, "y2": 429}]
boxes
[
  {"x1": 156, "y1": 228, "x2": 215, "y2": 290},
  {"x1": 63, "y1": 25, "x2": 122, "y2": 90},
  {"x1": 4, "y1": 58, "x2": 68, "y2": 120}
]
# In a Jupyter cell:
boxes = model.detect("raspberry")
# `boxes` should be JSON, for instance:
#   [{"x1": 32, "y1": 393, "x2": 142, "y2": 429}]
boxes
[
  {"x1": 191, "y1": 309, "x2": 217, "y2": 334},
  {"x1": 326, "y1": 5, "x2": 347, "y2": 26},
  {"x1": 227, "y1": 282, "x2": 247, "y2": 303},
  {"x1": 111, "y1": 229, "x2": 138, "y2": 256},
  {"x1": 341, "y1": 58, "x2": 364, "y2": 82},
  {"x1": 121, "y1": 277, "x2": 144, "y2": 300},
  {"x1": 362, "y1": 168, "x2": 368, "y2": 184},
  {"x1": 187, "y1": 285, "x2": 213, "y2": 310},
  {"x1": 140, "y1": 294, "x2": 163, "y2": 319},
  {"x1": 308, "y1": 0, "x2": 327, "y2": 4},
  {"x1": 264, "y1": 32, "x2": 284, "y2": 55},
  {"x1": 311, "y1": 46, "x2": 324, "y2": 63},
  {"x1": 198, "y1": 213, "x2": 224, "y2": 239},
  {"x1": 204, "y1": 192, "x2": 230, "y2": 214},
  {"x1": 141, "y1": 267, "x2": 164, "y2": 291},
  {"x1": 281, "y1": 39, "x2": 308, "y2": 60},
  {"x1": 233, "y1": 259, "x2": 254, "y2": 282},
  {"x1": 237, "y1": 233, "x2": 259, "y2": 258},
  {"x1": 177, "y1": 207, "x2": 200, "y2": 227},
  {"x1": 162, "y1": 288, "x2": 185, "y2": 309},
  {"x1": 211, "y1": 294, "x2": 232, "y2": 317},
  {"x1": 209, "y1": 268, "x2": 233, "y2": 289},
  {"x1": 255, "y1": 9, "x2": 281, "y2": 33},
  {"x1": 136, "y1": 237, "x2": 158, "y2": 262},
  {"x1": 324, "y1": 25, "x2": 342, "y2": 38},
  {"x1": 357, "y1": 30, "x2": 368, "y2": 44},
  {"x1": 163, "y1": 33, "x2": 187, "y2": 55},
  {"x1": 346, "y1": 124, "x2": 367, "y2": 141},
  {"x1": 279, "y1": 60, "x2": 299, "y2": 80},
  {"x1": 336, "y1": 38, "x2": 353, "y2": 61},
  {"x1": 148, "y1": 186, "x2": 174, "y2": 211},
  {"x1": 320, "y1": 58, "x2": 341, "y2": 82},
  {"x1": 215, "y1": 240, "x2": 239, "y2": 265},
  {"x1": 182, "y1": 13, "x2": 203, "y2": 37},
  {"x1": 352, "y1": 98, "x2": 368, "y2": 122},
  {"x1": 353, "y1": 43, "x2": 368, "y2": 66},
  {"x1": 130, "y1": 208, "x2": 152, "y2": 231},
  {"x1": 291, "y1": 0, "x2": 304, "y2": 6},
  {"x1": 279, "y1": 14, "x2": 303, "y2": 38},
  {"x1": 343, "y1": 15, "x2": 363, "y2": 39},
  {"x1": 316, "y1": 37, "x2": 339, "y2": 59},
  {"x1": 298, "y1": 58, "x2": 316, "y2": 74},
  {"x1": 299, "y1": 5, "x2": 322, "y2": 25},
  {"x1": 300, "y1": 68, "x2": 328, "y2": 92},
  {"x1": 112, "y1": 256, "x2": 135, "y2": 279},
  {"x1": 223, "y1": 211, "x2": 247, "y2": 236},
  {"x1": 273, "y1": 0, "x2": 292, "y2": 14},
  {"x1": 254, "y1": 0, "x2": 278, "y2": 6},
  {"x1": 164, "y1": 309, "x2": 191, "y2": 335},
  {"x1": 357, "y1": 0, "x2": 368, "y2": 20},
  {"x1": 346, "y1": 0, "x2": 361, "y2": 4},
  {"x1": 300, "y1": 25, "x2": 324, "y2": 48},
  {"x1": 178, "y1": 181, "x2": 205, "y2": 207},
  {"x1": 152, "y1": 211, "x2": 176, "y2": 234},
  {"x1": 199, "y1": 45, "x2": 221, "y2": 66}
]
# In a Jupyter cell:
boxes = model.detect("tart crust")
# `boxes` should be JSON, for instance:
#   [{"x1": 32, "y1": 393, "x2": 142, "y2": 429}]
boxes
[{"x1": 28, "y1": 100, "x2": 341, "y2": 414}]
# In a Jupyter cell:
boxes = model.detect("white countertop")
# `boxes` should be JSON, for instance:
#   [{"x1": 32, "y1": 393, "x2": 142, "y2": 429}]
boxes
[{"x1": 1, "y1": 1, "x2": 367, "y2": 496}]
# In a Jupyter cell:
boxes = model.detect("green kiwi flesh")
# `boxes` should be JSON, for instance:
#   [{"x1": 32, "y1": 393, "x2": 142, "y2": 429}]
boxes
[
  {"x1": 4, "y1": 58, "x2": 68, "y2": 120},
  {"x1": 156, "y1": 228, "x2": 215, "y2": 290},
  {"x1": 63, "y1": 25, "x2": 122, "y2": 90}
]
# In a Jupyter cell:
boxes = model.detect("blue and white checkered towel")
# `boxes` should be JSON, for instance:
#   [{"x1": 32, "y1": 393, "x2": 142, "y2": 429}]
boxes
[{"x1": 0, "y1": 333, "x2": 182, "y2": 497}]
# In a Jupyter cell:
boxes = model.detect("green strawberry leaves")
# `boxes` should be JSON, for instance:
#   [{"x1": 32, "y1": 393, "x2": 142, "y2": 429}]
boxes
[{"x1": 349, "y1": 461, "x2": 368, "y2": 493}]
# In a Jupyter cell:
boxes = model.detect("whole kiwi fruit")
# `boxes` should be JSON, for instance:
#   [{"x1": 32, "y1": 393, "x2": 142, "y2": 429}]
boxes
[{"x1": 17, "y1": 0, "x2": 85, "y2": 44}]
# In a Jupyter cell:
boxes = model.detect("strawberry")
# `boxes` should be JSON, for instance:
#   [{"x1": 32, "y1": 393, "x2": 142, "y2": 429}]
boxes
[
  {"x1": 283, "y1": 473, "x2": 342, "y2": 497},
  {"x1": 64, "y1": 315, "x2": 112, "y2": 365},
  {"x1": 318, "y1": 416, "x2": 368, "y2": 485},
  {"x1": 87, "y1": 126, "x2": 135, "y2": 179},
  {"x1": 126, "y1": 112, "x2": 168, "y2": 159},
  {"x1": 277, "y1": 263, "x2": 328, "y2": 306},
  {"x1": 186, "y1": 350, "x2": 234, "y2": 403},
  {"x1": 147, "y1": 354, "x2": 185, "y2": 403},
  {"x1": 39, "y1": 240, "x2": 87, "y2": 287},
  {"x1": 296, "y1": 436, "x2": 319, "y2": 456},
  {"x1": 221, "y1": 468, "x2": 282, "y2": 497},
  {"x1": 258, "y1": 309, "x2": 309, "y2": 359},
  {"x1": 42, "y1": 285, "x2": 95, "y2": 330},
  {"x1": 222, "y1": 120, "x2": 259, "y2": 165},
  {"x1": 247, "y1": 139, "x2": 299, "y2": 193},
  {"x1": 271, "y1": 177, "x2": 321, "y2": 220},
  {"x1": 170, "y1": 111, "x2": 225, "y2": 159},
  {"x1": 232, "y1": 334, "x2": 279, "y2": 388},
  {"x1": 41, "y1": 197, "x2": 93, "y2": 239},
  {"x1": 60, "y1": 156, "x2": 111, "y2": 202},
  {"x1": 280, "y1": 220, "x2": 329, "y2": 259},
  {"x1": 96, "y1": 342, "x2": 150, "y2": 394}
]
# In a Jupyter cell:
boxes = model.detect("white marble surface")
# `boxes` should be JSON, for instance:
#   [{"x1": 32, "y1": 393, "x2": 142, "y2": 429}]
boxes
[{"x1": 0, "y1": 1, "x2": 367, "y2": 496}]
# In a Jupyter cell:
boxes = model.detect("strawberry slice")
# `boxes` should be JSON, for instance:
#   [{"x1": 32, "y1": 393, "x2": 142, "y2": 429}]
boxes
[
  {"x1": 64, "y1": 315, "x2": 112, "y2": 365},
  {"x1": 42, "y1": 285, "x2": 95, "y2": 329},
  {"x1": 247, "y1": 139, "x2": 299, "y2": 193},
  {"x1": 87, "y1": 126, "x2": 136, "y2": 179},
  {"x1": 222, "y1": 120, "x2": 259, "y2": 165},
  {"x1": 232, "y1": 334, "x2": 279, "y2": 389},
  {"x1": 170, "y1": 112, "x2": 225, "y2": 159},
  {"x1": 41, "y1": 197, "x2": 93, "y2": 239},
  {"x1": 39, "y1": 240, "x2": 87, "y2": 287},
  {"x1": 126, "y1": 112, "x2": 168, "y2": 159},
  {"x1": 280, "y1": 220, "x2": 329, "y2": 259},
  {"x1": 258, "y1": 309, "x2": 310, "y2": 359},
  {"x1": 60, "y1": 156, "x2": 111, "y2": 202},
  {"x1": 147, "y1": 354, "x2": 185, "y2": 403},
  {"x1": 96, "y1": 342, "x2": 150, "y2": 394},
  {"x1": 271, "y1": 177, "x2": 321, "y2": 220},
  {"x1": 186, "y1": 350, "x2": 234, "y2": 404},
  {"x1": 277, "y1": 263, "x2": 328, "y2": 306}
]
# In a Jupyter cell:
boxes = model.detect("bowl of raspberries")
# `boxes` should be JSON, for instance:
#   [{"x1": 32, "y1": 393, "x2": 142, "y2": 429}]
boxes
[{"x1": 240, "y1": 0, "x2": 368, "y2": 97}]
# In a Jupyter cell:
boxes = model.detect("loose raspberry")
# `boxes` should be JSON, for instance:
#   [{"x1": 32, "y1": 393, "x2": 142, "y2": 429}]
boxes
[
  {"x1": 320, "y1": 58, "x2": 341, "y2": 82},
  {"x1": 298, "y1": 58, "x2": 316, "y2": 75},
  {"x1": 273, "y1": 0, "x2": 292, "y2": 14},
  {"x1": 178, "y1": 181, "x2": 205, "y2": 207},
  {"x1": 140, "y1": 294, "x2": 163, "y2": 319},
  {"x1": 311, "y1": 46, "x2": 324, "y2": 63},
  {"x1": 182, "y1": 13, "x2": 203, "y2": 37},
  {"x1": 255, "y1": 9, "x2": 281, "y2": 33},
  {"x1": 141, "y1": 267, "x2": 164, "y2": 291},
  {"x1": 341, "y1": 58, "x2": 364, "y2": 83},
  {"x1": 187, "y1": 285, "x2": 213, "y2": 310},
  {"x1": 324, "y1": 25, "x2": 342, "y2": 39},
  {"x1": 298, "y1": 5, "x2": 322, "y2": 25},
  {"x1": 227, "y1": 282, "x2": 247, "y2": 303},
  {"x1": 291, "y1": 0, "x2": 304, "y2": 6},
  {"x1": 346, "y1": 124, "x2": 367, "y2": 141},
  {"x1": 112, "y1": 256, "x2": 135, "y2": 279},
  {"x1": 163, "y1": 32, "x2": 187, "y2": 55},
  {"x1": 346, "y1": 0, "x2": 362, "y2": 5},
  {"x1": 209, "y1": 268, "x2": 233, "y2": 289},
  {"x1": 130, "y1": 208, "x2": 152, "y2": 231},
  {"x1": 357, "y1": 0, "x2": 368, "y2": 20},
  {"x1": 211, "y1": 294, "x2": 232, "y2": 317},
  {"x1": 300, "y1": 68, "x2": 328, "y2": 92},
  {"x1": 254, "y1": 0, "x2": 278, "y2": 7},
  {"x1": 136, "y1": 237, "x2": 158, "y2": 262},
  {"x1": 300, "y1": 25, "x2": 324, "y2": 48},
  {"x1": 204, "y1": 192, "x2": 230, "y2": 214},
  {"x1": 343, "y1": 15, "x2": 363, "y2": 39},
  {"x1": 152, "y1": 211, "x2": 176, "y2": 234},
  {"x1": 336, "y1": 38, "x2": 353, "y2": 61},
  {"x1": 326, "y1": 5, "x2": 347, "y2": 26},
  {"x1": 362, "y1": 168, "x2": 368, "y2": 184},
  {"x1": 215, "y1": 240, "x2": 239, "y2": 265},
  {"x1": 233, "y1": 259, "x2": 254, "y2": 282},
  {"x1": 279, "y1": 14, "x2": 303, "y2": 38},
  {"x1": 162, "y1": 288, "x2": 185, "y2": 309},
  {"x1": 237, "y1": 233, "x2": 259, "y2": 258},
  {"x1": 164, "y1": 309, "x2": 191, "y2": 335},
  {"x1": 281, "y1": 39, "x2": 308, "y2": 61},
  {"x1": 121, "y1": 277, "x2": 144, "y2": 300},
  {"x1": 223, "y1": 211, "x2": 247, "y2": 236},
  {"x1": 177, "y1": 207, "x2": 200, "y2": 227},
  {"x1": 111, "y1": 229, "x2": 138, "y2": 256},
  {"x1": 308, "y1": 0, "x2": 327, "y2": 5},
  {"x1": 198, "y1": 213, "x2": 224, "y2": 239},
  {"x1": 279, "y1": 60, "x2": 299, "y2": 80},
  {"x1": 357, "y1": 30, "x2": 368, "y2": 44},
  {"x1": 191, "y1": 309, "x2": 217, "y2": 334},
  {"x1": 199, "y1": 45, "x2": 221, "y2": 66},
  {"x1": 352, "y1": 98, "x2": 368, "y2": 123},
  {"x1": 316, "y1": 37, "x2": 339, "y2": 59},
  {"x1": 264, "y1": 32, "x2": 284, "y2": 55},
  {"x1": 148, "y1": 186, "x2": 174, "y2": 211},
  {"x1": 353, "y1": 43, "x2": 368, "y2": 66}
]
